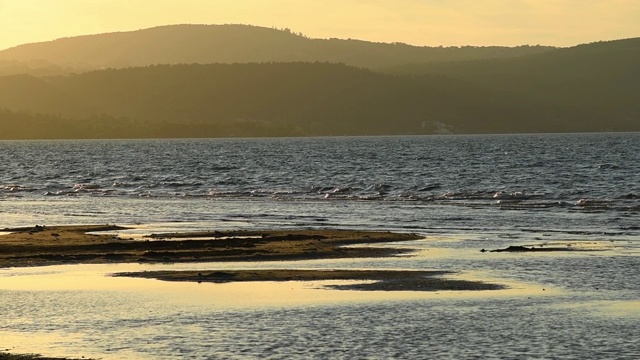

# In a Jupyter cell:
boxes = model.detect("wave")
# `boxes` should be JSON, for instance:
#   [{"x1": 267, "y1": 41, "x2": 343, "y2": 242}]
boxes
[{"x1": 4, "y1": 181, "x2": 638, "y2": 212}]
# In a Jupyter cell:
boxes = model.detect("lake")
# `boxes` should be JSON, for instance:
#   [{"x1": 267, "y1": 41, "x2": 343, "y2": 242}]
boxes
[{"x1": 1, "y1": 133, "x2": 639, "y2": 359}]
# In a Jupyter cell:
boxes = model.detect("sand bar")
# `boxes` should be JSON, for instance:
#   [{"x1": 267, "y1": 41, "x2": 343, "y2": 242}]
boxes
[
  {"x1": 0, "y1": 225, "x2": 504, "y2": 292},
  {"x1": 0, "y1": 225, "x2": 420, "y2": 268},
  {"x1": 113, "y1": 269, "x2": 504, "y2": 291}
]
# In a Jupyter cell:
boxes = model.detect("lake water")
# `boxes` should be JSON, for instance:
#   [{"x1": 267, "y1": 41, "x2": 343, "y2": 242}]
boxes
[{"x1": 1, "y1": 134, "x2": 639, "y2": 359}]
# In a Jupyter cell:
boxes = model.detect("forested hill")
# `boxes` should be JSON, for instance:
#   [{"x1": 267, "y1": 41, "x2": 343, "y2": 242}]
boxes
[
  {"x1": 0, "y1": 24, "x2": 554, "y2": 75},
  {"x1": 384, "y1": 37, "x2": 640, "y2": 121},
  {"x1": 1, "y1": 61, "x2": 638, "y2": 139}
]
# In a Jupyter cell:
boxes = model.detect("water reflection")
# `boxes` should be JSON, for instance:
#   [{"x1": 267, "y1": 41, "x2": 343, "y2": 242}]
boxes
[
  {"x1": 1, "y1": 262, "x2": 547, "y2": 306},
  {"x1": 553, "y1": 300, "x2": 640, "y2": 318},
  {"x1": 0, "y1": 264, "x2": 551, "y2": 360},
  {"x1": 1, "y1": 233, "x2": 639, "y2": 359}
]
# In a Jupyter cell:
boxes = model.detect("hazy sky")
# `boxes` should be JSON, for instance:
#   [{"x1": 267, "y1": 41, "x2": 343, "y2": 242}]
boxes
[{"x1": 1, "y1": 0, "x2": 639, "y2": 50}]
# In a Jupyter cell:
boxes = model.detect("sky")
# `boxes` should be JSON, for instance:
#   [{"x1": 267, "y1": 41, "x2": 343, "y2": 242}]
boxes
[{"x1": 1, "y1": 0, "x2": 639, "y2": 50}]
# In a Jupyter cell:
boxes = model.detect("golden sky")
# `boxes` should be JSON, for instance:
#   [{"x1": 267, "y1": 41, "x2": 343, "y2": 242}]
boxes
[{"x1": 1, "y1": 0, "x2": 639, "y2": 50}]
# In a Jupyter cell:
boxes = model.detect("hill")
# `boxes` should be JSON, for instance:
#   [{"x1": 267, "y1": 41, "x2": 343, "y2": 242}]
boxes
[
  {"x1": 1, "y1": 60, "x2": 637, "y2": 139},
  {"x1": 384, "y1": 38, "x2": 640, "y2": 124},
  {"x1": 0, "y1": 24, "x2": 555, "y2": 74}
]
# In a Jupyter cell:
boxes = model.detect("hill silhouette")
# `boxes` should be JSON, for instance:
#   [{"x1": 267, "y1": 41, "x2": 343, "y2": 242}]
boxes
[
  {"x1": 384, "y1": 38, "x2": 640, "y2": 124},
  {"x1": 0, "y1": 24, "x2": 555, "y2": 74},
  {"x1": 0, "y1": 27, "x2": 637, "y2": 139},
  {"x1": 1, "y1": 58, "x2": 638, "y2": 139}
]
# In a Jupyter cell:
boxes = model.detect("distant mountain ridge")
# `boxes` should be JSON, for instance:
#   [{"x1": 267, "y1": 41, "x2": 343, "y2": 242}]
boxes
[
  {"x1": 0, "y1": 25, "x2": 638, "y2": 138},
  {"x1": 0, "y1": 24, "x2": 555, "y2": 74},
  {"x1": 1, "y1": 60, "x2": 638, "y2": 139},
  {"x1": 384, "y1": 37, "x2": 640, "y2": 122}
]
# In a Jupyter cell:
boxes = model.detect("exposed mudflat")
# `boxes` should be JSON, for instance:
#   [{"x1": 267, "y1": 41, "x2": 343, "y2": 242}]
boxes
[
  {"x1": 0, "y1": 225, "x2": 505, "y2": 293},
  {"x1": 113, "y1": 269, "x2": 505, "y2": 291},
  {"x1": 0, "y1": 225, "x2": 420, "y2": 268}
]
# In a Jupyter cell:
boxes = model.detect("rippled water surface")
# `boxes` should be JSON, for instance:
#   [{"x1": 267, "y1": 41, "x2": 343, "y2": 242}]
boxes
[
  {"x1": 1, "y1": 133, "x2": 639, "y2": 359},
  {"x1": 1, "y1": 133, "x2": 639, "y2": 236}
]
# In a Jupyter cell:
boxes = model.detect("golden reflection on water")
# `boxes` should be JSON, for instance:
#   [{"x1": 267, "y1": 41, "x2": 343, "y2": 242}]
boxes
[
  {"x1": 0, "y1": 255, "x2": 605, "y2": 360},
  {"x1": 552, "y1": 300, "x2": 640, "y2": 318},
  {"x1": 442, "y1": 269, "x2": 562, "y2": 297},
  {"x1": 0, "y1": 331, "x2": 149, "y2": 360},
  {"x1": 0, "y1": 262, "x2": 557, "y2": 309},
  {"x1": 88, "y1": 221, "x2": 255, "y2": 239}
]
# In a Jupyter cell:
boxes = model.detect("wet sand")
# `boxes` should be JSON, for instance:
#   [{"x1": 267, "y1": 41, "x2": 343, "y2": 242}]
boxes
[
  {"x1": 0, "y1": 225, "x2": 507, "y2": 359},
  {"x1": 487, "y1": 245, "x2": 602, "y2": 252},
  {"x1": 0, "y1": 225, "x2": 420, "y2": 268},
  {"x1": 0, "y1": 225, "x2": 504, "y2": 292},
  {"x1": 0, "y1": 352, "x2": 87, "y2": 360},
  {"x1": 114, "y1": 269, "x2": 504, "y2": 291}
]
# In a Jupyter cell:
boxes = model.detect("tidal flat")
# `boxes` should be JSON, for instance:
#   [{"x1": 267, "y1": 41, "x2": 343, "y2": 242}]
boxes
[
  {"x1": 0, "y1": 352, "x2": 90, "y2": 360},
  {"x1": 1, "y1": 224, "x2": 638, "y2": 359},
  {"x1": 0, "y1": 224, "x2": 506, "y2": 359},
  {"x1": 0, "y1": 224, "x2": 422, "y2": 267},
  {"x1": 0, "y1": 224, "x2": 505, "y2": 291}
]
